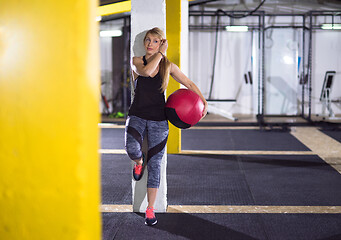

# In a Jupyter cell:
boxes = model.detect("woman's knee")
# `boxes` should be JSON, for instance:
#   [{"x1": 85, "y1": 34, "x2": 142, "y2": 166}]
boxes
[{"x1": 125, "y1": 144, "x2": 142, "y2": 160}]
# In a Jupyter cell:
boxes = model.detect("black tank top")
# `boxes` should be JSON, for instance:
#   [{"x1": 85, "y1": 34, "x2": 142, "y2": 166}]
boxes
[{"x1": 128, "y1": 56, "x2": 167, "y2": 121}]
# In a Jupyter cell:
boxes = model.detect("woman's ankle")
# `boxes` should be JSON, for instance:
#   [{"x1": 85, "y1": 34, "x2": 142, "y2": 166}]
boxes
[{"x1": 133, "y1": 159, "x2": 143, "y2": 166}]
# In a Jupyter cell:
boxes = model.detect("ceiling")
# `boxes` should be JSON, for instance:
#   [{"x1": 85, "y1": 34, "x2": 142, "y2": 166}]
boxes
[
  {"x1": 99, "y1": 0, "x2": 124, "y2": 6},
  {"x1": 189, "y1": 0, "x2": 341, "y2": 14},
  {"x1": 99, "y1": 0, "x2": 341, "y2": 14}
]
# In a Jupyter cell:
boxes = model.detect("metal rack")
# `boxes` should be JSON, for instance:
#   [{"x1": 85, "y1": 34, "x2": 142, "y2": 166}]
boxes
[{"x1": 189, "y1": 9, "x2": 341, "y2": 125}]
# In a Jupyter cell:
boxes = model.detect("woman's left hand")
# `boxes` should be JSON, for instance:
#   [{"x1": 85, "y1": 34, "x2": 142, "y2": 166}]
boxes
[{"x1": 201, "y1": 102, "x2": 208, "y2": 120}]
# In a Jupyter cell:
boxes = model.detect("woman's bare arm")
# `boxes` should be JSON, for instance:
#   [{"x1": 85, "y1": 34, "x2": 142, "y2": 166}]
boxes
[{"x1": 170, "y1": 63, "x2": 208, "y2": 118}]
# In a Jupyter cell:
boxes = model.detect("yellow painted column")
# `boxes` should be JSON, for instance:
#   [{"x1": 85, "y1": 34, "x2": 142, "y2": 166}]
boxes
[
  {"x1": 0, "y1": 0, "x2": 101, "y2": 239},
  {"x1": 166, "y1": 0, "x2": 182, "y2": 154}
]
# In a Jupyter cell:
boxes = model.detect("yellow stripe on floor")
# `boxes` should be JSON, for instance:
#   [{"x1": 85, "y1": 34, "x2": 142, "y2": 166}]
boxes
[
  {"x1": 99, "y1": 149, "x2": 126, "y2": 154},
  {"x1": 100, "y1": 149, "x2": 315, "y2": 155},
  {"x1": 190, "y1": 126, "x2": 260, "y2": 130},
  {"x1": 100, "y1": 204, "x2": 341, "y2": 214},
  {"x1": 98, "y1": 123, "x2": 125, "y2": 128},
  {"x1": 179, "y1": 150, "x2": 315, "y2": 155},
  {"x1": 99, "y1": 149, "x2": 315, "y2": 155},
  {"x1": 291, "y1": 127, "x2": 341, "y2": 174}
]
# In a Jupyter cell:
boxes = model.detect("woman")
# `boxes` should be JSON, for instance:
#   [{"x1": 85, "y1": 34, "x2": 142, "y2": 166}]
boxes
[{"x1": 125, "y1": 27, "x2": 208, "y2": 226}]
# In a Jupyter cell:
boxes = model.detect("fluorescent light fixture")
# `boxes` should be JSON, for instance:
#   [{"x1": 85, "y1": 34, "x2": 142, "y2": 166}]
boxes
[
  {"x1": 225, "y1": 26, "x2": 248, "y2": 32},
  {"x1": 282, "y1": 55, "x2": 294, "y2": 65},
  {"x1": 100, "y1": 30, "x2": 122, "y2": 37},
  {"x1": 321, "y1": 24, "x2": 341, "y2": 30}
]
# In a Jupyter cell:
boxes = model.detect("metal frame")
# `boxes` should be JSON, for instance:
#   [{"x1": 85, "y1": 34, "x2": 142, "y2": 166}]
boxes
[
  {"x1": 188, "y1": 9, "x2": 341, "y2": 124},
  {"x1": 305, "y1": 11, "x2": 341, "y2": 121}
]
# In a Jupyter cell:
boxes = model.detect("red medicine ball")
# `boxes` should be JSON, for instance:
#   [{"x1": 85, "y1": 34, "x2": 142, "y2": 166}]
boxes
[{"x1": 165, "y1": 89, "x2": 204, "y2": 129}]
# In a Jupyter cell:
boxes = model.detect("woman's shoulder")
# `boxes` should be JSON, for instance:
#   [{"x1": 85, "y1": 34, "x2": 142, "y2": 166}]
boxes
[{"x1": 169, "y1": 62, "x2": 179, "y2": 73}]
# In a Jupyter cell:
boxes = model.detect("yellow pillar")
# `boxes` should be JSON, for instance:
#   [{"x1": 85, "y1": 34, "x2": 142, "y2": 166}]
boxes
[
  {"x1": 166, "y1": 0, "x2": 182, "y2": 153},
  {"x1": 0, "y1": 0, "x2": 101, "y2": 239}
]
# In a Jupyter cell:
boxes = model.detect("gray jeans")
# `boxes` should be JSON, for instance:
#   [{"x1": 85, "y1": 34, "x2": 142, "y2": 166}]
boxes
[{"x1": 125, "y1": 115, "x2": 169, "y2": 188}]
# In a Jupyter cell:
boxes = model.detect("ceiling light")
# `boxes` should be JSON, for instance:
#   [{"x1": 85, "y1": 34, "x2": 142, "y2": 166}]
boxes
[
  {"x1": 282, "y1": 55, "x2": 294, "y2": 65},
  {"x1": 321, "y1": 24, "x2": 341, "y2": 30},
  {"x1": 100, "y1": 30, "x2": 122, "y2": 37},
  {"x1": 225, "y1": 26, "x2": 248, "y2": 32}
]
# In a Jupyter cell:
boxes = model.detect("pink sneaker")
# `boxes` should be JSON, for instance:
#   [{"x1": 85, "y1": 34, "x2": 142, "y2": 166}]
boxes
[
  {"x1": 133, "y1": 154, "x2": 145, "y2": 181},
  {"x1": 145, "y1": 207, "x2": 157, "y2": 226}
]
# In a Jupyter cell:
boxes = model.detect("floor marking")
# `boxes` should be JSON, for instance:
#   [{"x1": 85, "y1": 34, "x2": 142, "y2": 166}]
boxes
[
  {"x1": 101, "y1": 204, "x2": 341, "y2": 214},
  {"x1": 179, "y1": 150, "x2": 315, "y2": 155},
  {"x1": 100, "y1": 149, "x2": 126, "y2": 154},
  {"x1": 190, "y1": 126, "x2": 260, "y2": 130},
  {"x1": 291, "y1": 127, "x2": 341, "y2": 174},
  {"x1": 99, "y1": 123, "x2": 125, "y2": 128},
  {"x1": 101, "y1": 204, "x2": 132, "y2": 212},
  {"x1": 99, "y1": 149, "x2": 315, "y2": 155},
  {"x1": 98, "y1": 125, "x2": 259, "y2": 130}
]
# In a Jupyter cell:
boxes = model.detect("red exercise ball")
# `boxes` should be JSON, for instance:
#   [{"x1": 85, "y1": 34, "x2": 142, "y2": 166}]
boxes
[{"x1": 165, "y1": 89, "x2": 204, "y2": 129}]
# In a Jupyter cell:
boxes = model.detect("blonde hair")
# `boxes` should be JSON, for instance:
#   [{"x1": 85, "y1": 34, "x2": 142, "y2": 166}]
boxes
[{"x1": 144, "y1": 27, "x2": 171, "y2": 92}]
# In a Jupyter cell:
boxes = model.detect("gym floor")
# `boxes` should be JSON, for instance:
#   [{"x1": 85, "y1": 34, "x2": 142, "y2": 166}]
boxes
[{"x1": 100, "y1": 114, "x2": 341, "y2": 240}]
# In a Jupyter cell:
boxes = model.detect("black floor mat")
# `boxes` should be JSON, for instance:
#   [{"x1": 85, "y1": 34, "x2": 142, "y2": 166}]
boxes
[
  {"x1": 167, "y1": 154, "x2": 341, "y2": 206},
  {"x1": 102, "y1": 212, "x2": 341, "y2": 240},
  {"x1": 181, "y1": 129, "x2": 310, "y2": 151},
  {"x1": 320, "y1": 129, "x2": 341, "y2": 143},
  {"x1": 102, "y1": 154, "x2": 341, "y2": 206},
  {"x1": 101, "y1": 128, "x2": 311, "y2": 151},
  {"x1": 101, "y1": 154, "x2": 132, "y2": 204},
  {"x1": 101, "y1": 128, "x2": 125, "y2": 149}
]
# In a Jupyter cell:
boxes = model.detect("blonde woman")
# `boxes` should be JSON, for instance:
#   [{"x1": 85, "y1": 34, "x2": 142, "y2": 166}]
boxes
[{"x1": 125, "y1": 27, "x2": 207, "y2": 226}]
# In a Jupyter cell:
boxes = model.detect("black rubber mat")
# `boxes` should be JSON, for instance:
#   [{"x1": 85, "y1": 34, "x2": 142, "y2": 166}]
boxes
[
  {"x1": 181, "y1": 129, "x2": 310, "y2": 151},
  {"x1": 239, "y1": 154, "x2": 341, "y2": 206},
  {"x1": 167, "y1": 154, "x2": 254, "y2": 205},
  {"x1": 320, "y1": 129, "x2": 341, "y2": 143},
  {"x1": 102, "y1": 212, "x2": 266, "y2": 240},
  {"x1": 101, "y1": 128, "x2": 125, "y2": 149},
  {"x1": 101, "y1": 154, "x2": 132, "y2": 204},
  {"x1": 102, "y1": 212, "x2": 341, "y2": 240},
  {"x1": 167, "y1": 154, "x2": 341, "y2": 206},
  {"x1": 102, "y1": 153, "x2": 341, "y2": 206},
  {"x1": 101, "y1": 128, "x2": 311, "y2": 151}
]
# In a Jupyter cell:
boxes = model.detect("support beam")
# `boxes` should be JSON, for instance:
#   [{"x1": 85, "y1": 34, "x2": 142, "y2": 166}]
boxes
[
  {"x1": 97, "y1": 0, "x2": 131, "y2": 17},
  {"x1": 166, "y1": 0, "x2": 182, "y2": 154},
  {"x1": 130, "y1": 0, "x2": 167, "y2": 213},
  {"x1": 0, "y1": 0, "x2": 101, "y2": 239}
]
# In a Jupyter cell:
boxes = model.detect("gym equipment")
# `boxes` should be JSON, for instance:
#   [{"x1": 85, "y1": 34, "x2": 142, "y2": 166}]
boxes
[
  {"x1": 319, "y1": 71, "x2": 340, "y2": 118},
  {"x1": 165, "y1": 89, "x2": 204, "y2": 129}
]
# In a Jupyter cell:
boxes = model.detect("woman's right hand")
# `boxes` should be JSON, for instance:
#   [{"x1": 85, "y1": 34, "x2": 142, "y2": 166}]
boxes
[{"x1": 159, "y1": 39, "x2": 168, "y2": 54}]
